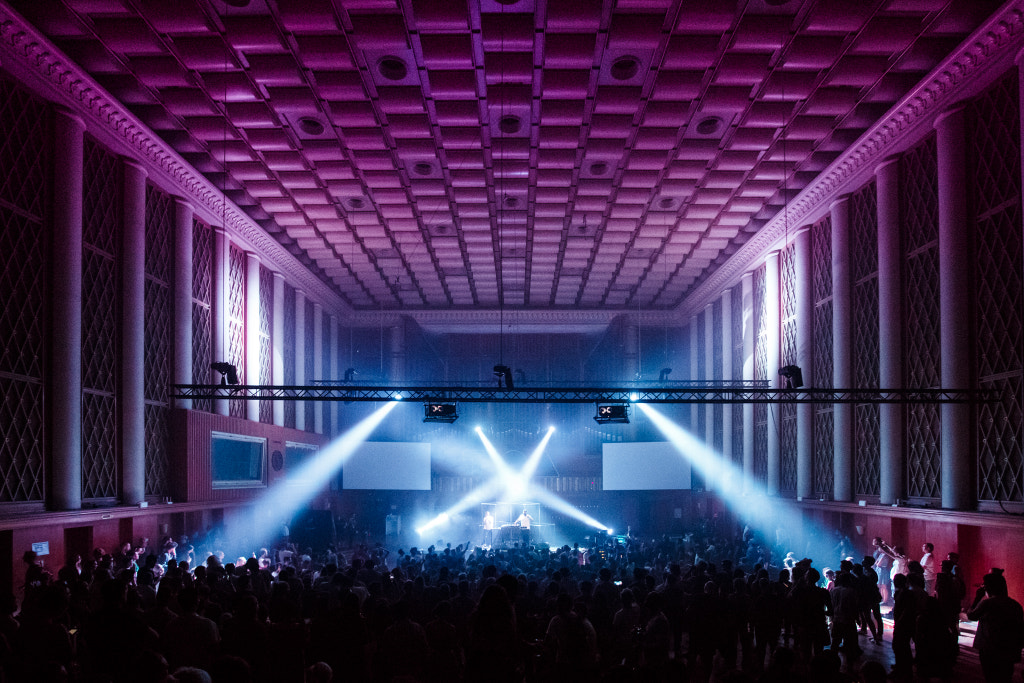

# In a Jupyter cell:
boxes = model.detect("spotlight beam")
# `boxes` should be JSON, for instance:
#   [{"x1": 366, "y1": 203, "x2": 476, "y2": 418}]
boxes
[
  {"x1": 220, "y1": 401, "x2": 399, "y2": 555},
  {"x1": 637, "y1": 403, "x2": 836, "y2": 563},
  {"x1": 530, "y1": 487, "x2": 608, "y2": 530},
  {"x1": 518, "y1": 426, "x2": 555, "y2": 482},
  {"x1": 474, "y1": 427, "x2": 610, "y2": 534}
]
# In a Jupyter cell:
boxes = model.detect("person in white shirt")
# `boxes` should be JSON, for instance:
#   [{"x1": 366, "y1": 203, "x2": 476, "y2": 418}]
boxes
[
  {"x1": 482, "y1": 510, "x2": 494, "y2": 546},
  {"x1": 515, "y1": 509, "x2": 534, "y2": 545},
  {"x1": 921, "y1": 542, "x2": 937, "y2": 594}
]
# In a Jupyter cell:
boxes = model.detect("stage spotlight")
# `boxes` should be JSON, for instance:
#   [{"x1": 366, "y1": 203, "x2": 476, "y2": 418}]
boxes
[
  {"x1": 424, "y1": 402, "x2": 458, "y2": 423},
  {"x1": 211, "y1": 361, "x2": 239, "y2": 385},
  {"x1": 659, "y1": 367, "x2": 672, "y2": 381},
  {"x1": 779, "y1": 364, "x2": 803, "y2": 389},
  {"x1": 344, "y1": 367, "x2": 357, "y2": 381},
  {"x1": 392, "y1": 392, "x2": 404, "y2": 401},
  {"x1": 595, "y1": 403, "x2": 629, "y2": 424},
  {"x1": 629, "y1": 392, "x2": 640, "y2": 402}
]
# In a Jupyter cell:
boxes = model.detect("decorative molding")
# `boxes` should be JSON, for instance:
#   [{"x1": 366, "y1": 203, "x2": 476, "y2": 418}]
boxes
[
  {"x1": 344, "y1": 308, "x2": 681, "y2": 333},
  {"x1": 679, "y1": 2, "x2": 1024, "y2": 319},
  {"x1": 0, "y1": 5, "x2": 353, "y2": 320}
]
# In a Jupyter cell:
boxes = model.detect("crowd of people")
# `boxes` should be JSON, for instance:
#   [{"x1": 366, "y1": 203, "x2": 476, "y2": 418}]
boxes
[{"x1": 7, "y1": 519, "x2": 1023, "y2": 683}]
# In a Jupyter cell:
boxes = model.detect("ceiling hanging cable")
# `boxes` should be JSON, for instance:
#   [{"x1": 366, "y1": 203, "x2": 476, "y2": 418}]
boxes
[{"x1": 497, "y1": 0, "x2": 506, "y2": 371}]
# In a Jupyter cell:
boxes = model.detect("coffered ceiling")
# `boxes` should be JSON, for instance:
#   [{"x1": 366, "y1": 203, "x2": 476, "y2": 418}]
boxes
[{"x1": 8, "y1": 0, "x2": 1003, "y2": 312}]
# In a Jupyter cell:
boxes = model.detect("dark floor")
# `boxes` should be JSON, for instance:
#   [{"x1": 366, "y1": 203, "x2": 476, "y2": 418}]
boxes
[{"x1": 833, "y1": 614, "x2": 994, "y2": 682}]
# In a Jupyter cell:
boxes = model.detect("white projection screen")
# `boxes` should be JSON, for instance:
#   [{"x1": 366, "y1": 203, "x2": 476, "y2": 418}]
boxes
[
  {"x1": 602, "y1": 442, "x2": 691, "y2": 490},
  {"x1": 343, "y1": 442, "x2": 431, "y2": 490}
]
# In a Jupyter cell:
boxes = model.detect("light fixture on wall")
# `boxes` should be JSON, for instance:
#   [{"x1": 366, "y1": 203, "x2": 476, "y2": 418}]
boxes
[
  {"x1": 779, "y1": 365, "x2": 803, "y2": 389},
  {"x1": 211, "y1": 362, "x2": 239, "y2": 385},
  {"x1": 493, "y1": 365, "x2": 514, "y2": 389}
]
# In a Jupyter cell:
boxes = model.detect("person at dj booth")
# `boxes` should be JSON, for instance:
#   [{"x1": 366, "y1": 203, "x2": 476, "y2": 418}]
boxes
[
  {"x1": 515, "y1": 509, "x2": 534, "y2": 545},
  {"x1": 482, "y1": 510, "x2": 494, "y2": 546}
]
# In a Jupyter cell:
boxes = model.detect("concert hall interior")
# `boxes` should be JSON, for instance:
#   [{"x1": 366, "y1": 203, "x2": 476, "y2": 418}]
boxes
[{"x1": 4, "y1": 0, "x2": 1024, "y2": 643}]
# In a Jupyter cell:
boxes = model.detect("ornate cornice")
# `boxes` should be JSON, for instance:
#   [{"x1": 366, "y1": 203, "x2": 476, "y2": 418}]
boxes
[
  {"x1": 345, "y1": 308, "x2": 681, "y2": 333},
  {"x1": 0, "y1": 4, "x2": 352, "y2": 319},
  {"x1": 679, "y1": 2, "x2": 1024, "y2": 319}
]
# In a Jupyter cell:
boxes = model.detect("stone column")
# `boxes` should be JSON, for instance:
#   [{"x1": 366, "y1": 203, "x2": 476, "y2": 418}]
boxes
[
  {"x1": 314, "y1": 303, "x2": 324, "y2": 435},
  {"x1": 794, "y1": 228, "x2": 814, "y2": 500},
  {"x1": 120, "y1": 160, "x2": 147, "y2": 506},
  {"x1": 295, "y1": 290, "x2": 306, "y2": 430},
  {"x1": 212, "y1": 228, "x2": 230, "y2": 416},
  {"x1": 690, "y1": 314, "x2": 700, "y2": 440},
  {"x1": 831, "y1": 196, "x2": 854, "y2": 502},
  {"x1": 50, "y1": 109, "x2": 85, "y2": 511},
  {"x1": 389, "y1": 320, "x2": 405, "y2": 383},
  {"x1": 765, "y1": 250, "x2": 781, "y2": 496},
  {"x1": 330, "y1": 314, "x2": 340, "y2": 436},
  {"x1": 172, "y1": 200, "x2": 193, "y2": 411},
  {"x1": 245, "y1": 253, "x2": 261, "y2": 421},
  {"x1": 876, "y1": 157, "x2": 904, "y2": 505},
  {"x1": 741, "y1": 272, "x2": 755, "y2": 493},
  {"x1": 936, "y1": 106, "x2": 972, "y2": 510},
  {"x1": 623, "y1": 320, "x2": 639, "y2": 381},
  {"x1": 704, "y1": 303, "x2": 715, "y2": 491},
  {"x1": 721, "y1": 288, "x2": 734, "y2": 494},
  {"x1": 272, "y1": 273, "x2": 285, "y2": 427}
]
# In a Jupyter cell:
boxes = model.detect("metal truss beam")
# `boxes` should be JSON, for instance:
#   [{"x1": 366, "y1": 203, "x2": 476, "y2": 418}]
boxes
[{"x1": 173, "y1": 384, "x2": 992, "y2": 404}]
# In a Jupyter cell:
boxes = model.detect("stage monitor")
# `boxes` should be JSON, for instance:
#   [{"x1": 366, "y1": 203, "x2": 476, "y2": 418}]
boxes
[
  {"x1": 602, "y1": 442, "x2": 691, "y2": 490},
  {"x1": 343, "y1": 442, "x2": 431, "y2": 490}
]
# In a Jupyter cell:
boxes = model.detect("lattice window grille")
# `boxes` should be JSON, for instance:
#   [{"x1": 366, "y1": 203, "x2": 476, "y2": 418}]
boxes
[
  {"x1": 969, "y1": 73, "x2": 1020, "y2": 219},
  {"x1": 0, "y1": 212, "x2": 46, "y2": 503},
  {"x1": 811, "y1": 216, "x2": 834, "y2": 497},
  {"x1": 0, "y1": 77, "x2": 51, "y2": 220},
  {"x1": 732, "y1": 286, "x2": 744, "y2": 466},
  {"x1": 305, "y1": 299, "x2": 315, "y2": 432},
  {"x1": 902, "y1": 138, "x2": 942, "y2": 499},
  {"x1": 781, "y1": 402, "x2": 798, "y2": 495},
  {"x1": 779, "y1": 236, "x2": 799, "y2": 493},
  {"x1": 969, "y1": 73, "x2": 1024, "y2": 503},
  {"x1": 81, "y1": 140, "x2": 122, "y2": 501},
  {"x1": 228, "y1": 245, "x2": 247, "y2": 419},
  {"x1": 812, "y1": 216, "x2": 833, "y2": 307},
  {"x1": 143, "y1": 185, "x2": 174, "y2": 499},
  {"x1": 284, "y1": 283, "x2": 296, "y2": 429},
  {"x1": 850, "y1": 183, "x2": 880, "y2": 496},
  {"x1": 82, "y1": 230, "x2": 118, "y2": 398},
  {"x1": 144, "y1": 185, "x2": 173, "y2": 405},
  {"x1": 192, "y1": 219, "x2": 213, "y2": 413},
  {"x1": 0, "y1": 378, "x2": 45, "y2": 502},
  {"x1": 145, "y1": 185, "x2": 173, "y2": 285},
  {"x1": 144, "y1": 404, "x2": 170, "y2": 498},
  {"x1": 781, "y1": 244, "x2": 797, "y2": 367},
  {"x1": 0, "y1": 79, "x2": 48, "y2": 504},
  {"x1": 259, "y1": 265, "x2": 274, "y2": 424},
  {"x1": 0, "y1": 209, "x2": 45, "y2": 380},
  {"x1": 753, "y1": 266, "x2": 768, "y2": 485},
  {"x1": 193, "y1": 219, "x2": 213, "y2": 306},
  {"x1": 81, "y1": 393, "x2": 117, "y2": 499}
]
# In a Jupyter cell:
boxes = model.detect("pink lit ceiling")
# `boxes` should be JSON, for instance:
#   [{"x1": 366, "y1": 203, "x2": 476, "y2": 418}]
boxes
[{"x1": 10, "y1": 0, "x2": 1002, "y2": 310}]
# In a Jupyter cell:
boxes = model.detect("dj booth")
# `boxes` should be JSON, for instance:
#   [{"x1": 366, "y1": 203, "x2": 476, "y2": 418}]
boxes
[{"x1": 482, "y1": 502, "x2": 547, "y2": 547}]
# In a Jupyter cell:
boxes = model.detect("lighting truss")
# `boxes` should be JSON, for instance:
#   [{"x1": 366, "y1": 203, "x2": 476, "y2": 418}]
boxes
[{"x1": 173, "y1": 382, "x2": 993, "y2": 404}]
